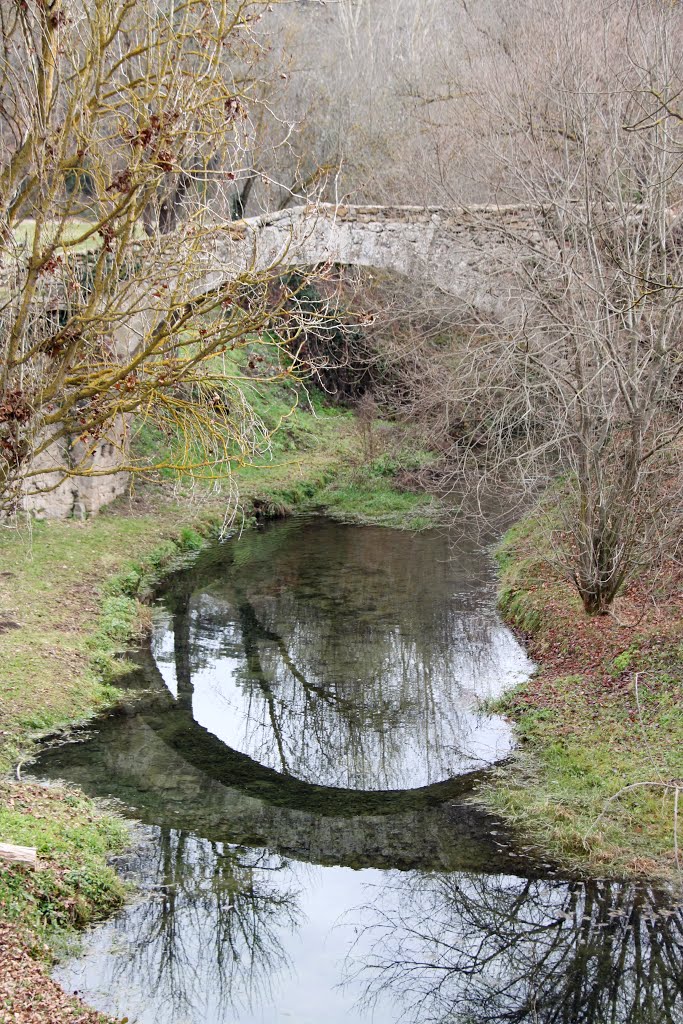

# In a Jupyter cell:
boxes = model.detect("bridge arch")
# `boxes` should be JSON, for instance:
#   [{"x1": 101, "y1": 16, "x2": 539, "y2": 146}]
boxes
[
  {"x1": 207, "y1": 202, "x2": 538, "y2": 318},
  {"x1": 25, "y1": 203, "x2": 538, "y2": 517}
]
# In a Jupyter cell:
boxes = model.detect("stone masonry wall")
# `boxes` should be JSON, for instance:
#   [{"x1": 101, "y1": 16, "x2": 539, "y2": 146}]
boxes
[{"x1": 20, "y1": 416, "x2": 129, "y2": 519}]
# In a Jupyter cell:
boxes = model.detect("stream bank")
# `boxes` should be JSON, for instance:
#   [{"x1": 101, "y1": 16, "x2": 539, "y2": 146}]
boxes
[{"x1": 485, "y1": 512, "x2": 683, "y2": 887}]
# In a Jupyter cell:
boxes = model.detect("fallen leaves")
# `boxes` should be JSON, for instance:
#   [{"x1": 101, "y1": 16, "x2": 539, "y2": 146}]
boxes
[{"x1": 0, "y1": 924, "x2": 120, "y2": 1024}]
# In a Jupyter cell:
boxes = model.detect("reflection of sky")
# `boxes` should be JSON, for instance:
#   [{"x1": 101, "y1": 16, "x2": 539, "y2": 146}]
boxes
[
  {"x1": 157, "y1": 625, "x2": 521, "y2": 787},
  {"x1": 55, "y1": 837, "x2": 395, "y2": 1024},
  {"x1": 54, "y1": 832, "x2": 683, "y2": 1024},
  {"x1": 152, "y1": 519, "x2": 533, "y2": 789}
]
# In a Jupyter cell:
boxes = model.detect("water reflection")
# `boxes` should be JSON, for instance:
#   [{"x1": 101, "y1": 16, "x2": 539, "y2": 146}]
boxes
[
  {"x1": 32, "y1": 681, "x2": 518, "y2": 871},
  {"x1": 346, "y1": 872, "x2": 683, "y2": 1024},
  {"x1": 33, "y1": 518, "x2": 683, "y2": 1024},
  {"x1": 153, "y1": 518, "x2": 532, "y2": 789},
  {"x1": 59, "y1": 831, "x2": 301, "y2": 1022},
  {"x1": 55, "y1": 830, "x2": 683, "y2": 1024},
  {"x1": 57, "y1": 826, "x2": 388, "y2": 1024},
  {"x1": 121, "y1": 834, "x2": 294, "y2": 1019}
]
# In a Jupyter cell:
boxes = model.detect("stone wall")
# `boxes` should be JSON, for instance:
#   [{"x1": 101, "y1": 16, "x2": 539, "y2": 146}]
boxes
[{"x1": 21, "y1": 416, "x2": 129, "y2": 520}]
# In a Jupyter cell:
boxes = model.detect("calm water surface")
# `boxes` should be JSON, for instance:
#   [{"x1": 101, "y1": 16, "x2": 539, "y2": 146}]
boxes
[{"x1": 31, "y1": 517, "x2": 683, "y2": 1024}]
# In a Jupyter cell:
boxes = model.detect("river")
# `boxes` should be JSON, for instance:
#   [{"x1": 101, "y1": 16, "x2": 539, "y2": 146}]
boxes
[{"x1": 30, "y1": 516, "x2": 683, "y2": 1023}]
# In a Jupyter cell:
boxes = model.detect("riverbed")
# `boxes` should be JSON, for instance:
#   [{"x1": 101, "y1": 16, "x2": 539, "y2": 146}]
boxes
[{"x1": 31, "y1": 517, "x2": 683, "y2": 1023}]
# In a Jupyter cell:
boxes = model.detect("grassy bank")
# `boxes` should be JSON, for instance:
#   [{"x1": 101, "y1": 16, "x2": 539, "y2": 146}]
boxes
[
  {"x1": 0, "y1": 784, "x2": 128, "y2": 1024},
  {"x1": 0, "y1": 403, "x2": 441, "y2": 1020},
  {"x1": 484, "y1": 513, "x2": 683, "y2": 888}
]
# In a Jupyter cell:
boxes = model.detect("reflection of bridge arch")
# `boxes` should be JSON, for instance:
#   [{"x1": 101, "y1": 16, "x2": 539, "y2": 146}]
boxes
[
  {"x1": 128, "y1": 646, "x2": 490, "y2": 815},
  {"x1": 160, "y1": 520, "x2": 521, "y2": 794},
  {"x1": 35, "y1": 656, "x2": 529, "y2": 875}
]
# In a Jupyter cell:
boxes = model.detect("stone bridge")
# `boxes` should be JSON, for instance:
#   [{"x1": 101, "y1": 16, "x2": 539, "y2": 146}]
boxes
[
  {"x1": 24, "y1": 202, "x2": 540, "y2": 517},
  {"x1": 206, "y1": 201, "x2": 537, "y2": 314},
  {"x1": 117, "y1": 201, "x2": 538, "y2": 356}
]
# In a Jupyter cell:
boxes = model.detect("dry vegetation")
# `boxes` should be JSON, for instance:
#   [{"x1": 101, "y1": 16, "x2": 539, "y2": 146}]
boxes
[
  {"x1": 0, "y1": 922, "x2": 119, "y2": 1024},
  {"x1": 485, "y1": 509, "x2": 683, "y2": 884}
]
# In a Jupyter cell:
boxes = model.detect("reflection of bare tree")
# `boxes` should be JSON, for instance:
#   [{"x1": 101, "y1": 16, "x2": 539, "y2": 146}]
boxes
[
  {"x1": 105, "y1": 829, "x2": 300, "y2": 1020},
  {"x1": 153, "y1": 519, "x2": 530, "y2": 789},
  {"x1": 345, "y1": 872, "x2": 683, "y2": 1024}
]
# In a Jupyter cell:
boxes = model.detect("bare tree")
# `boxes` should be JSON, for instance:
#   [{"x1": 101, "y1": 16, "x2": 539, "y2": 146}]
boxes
[
  {"x1": 0, "y1": 0, "x2": 330, "y2": 513},
  {"x1": 428, "y1": 0, "x2": 683, "y2": 614},
  {"x1": 246, "y1": 0, "x2": 487, "y2": 211},
  {"x1": 347, "y1": 870, "x2": 683, "y2": 1024}
]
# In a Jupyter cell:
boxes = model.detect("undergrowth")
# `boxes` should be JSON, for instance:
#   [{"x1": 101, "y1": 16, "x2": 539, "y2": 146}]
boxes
[{"x1": 484, "y1": 512, "x2": 683, "y2": 887}]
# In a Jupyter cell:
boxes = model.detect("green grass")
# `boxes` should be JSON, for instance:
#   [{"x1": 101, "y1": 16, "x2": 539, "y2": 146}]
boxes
[
  {"x1": 483, "y1": 511, "x2": 683, "y2": 885},
  {"x1": 0, "y1": 781, "x2": 128, "y2": 950},
  {"x1": 11, "y1": 218, "x2": 144, "y2": 255},
  {"x1": 131, "y1": 345, "x2": 348, "y2": 483},
  {"x1": 307, "y1": 446, "x2": 441, "y2": 529},
  {"x1": 311, "y1": 477, "x2": 439, "y2": 528},
  {"x1": 487, "y1": 688, "x2": 683, "y2": 871}
]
